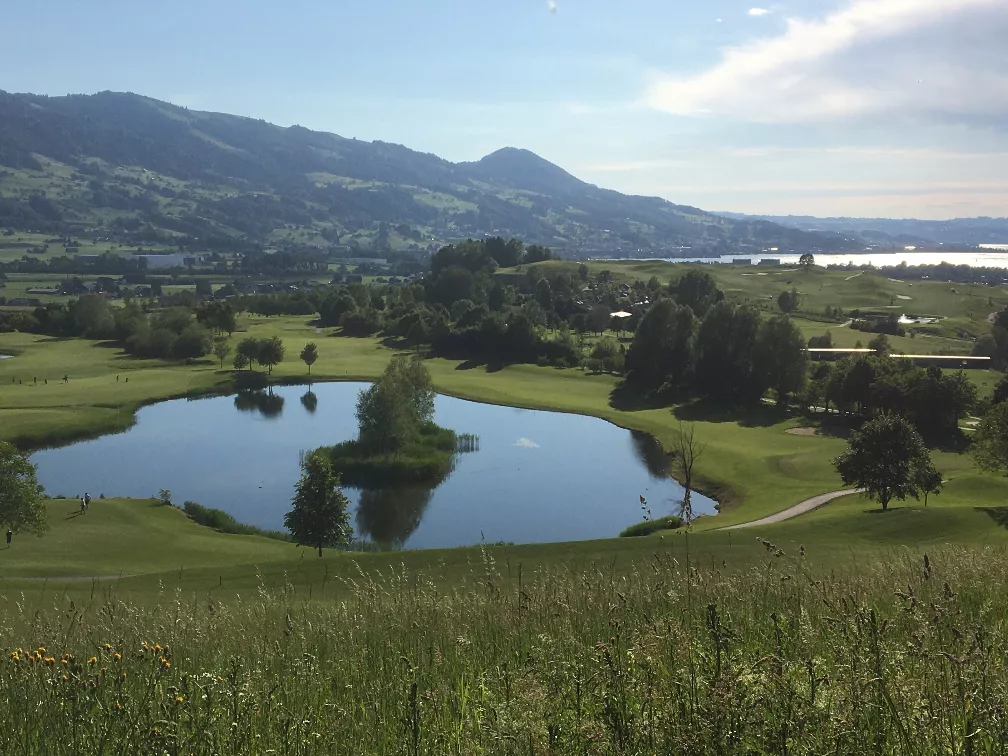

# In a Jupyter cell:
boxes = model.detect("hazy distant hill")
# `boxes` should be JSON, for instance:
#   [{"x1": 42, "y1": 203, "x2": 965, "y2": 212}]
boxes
[
  {"x1": 0, "y1": 90, "x2": 854, "y2": 256},
  {"x1": 717, "y1": 212, "x2": 1008, "y2": 247}
]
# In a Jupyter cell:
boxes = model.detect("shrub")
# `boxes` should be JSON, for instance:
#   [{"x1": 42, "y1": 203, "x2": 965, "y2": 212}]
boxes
[
  {"x1": 620, "y1": 515, "x2": 683, "y2": 537},
  {"x1": 183, "y1": 501, "x2": 292, "y2": 541}
]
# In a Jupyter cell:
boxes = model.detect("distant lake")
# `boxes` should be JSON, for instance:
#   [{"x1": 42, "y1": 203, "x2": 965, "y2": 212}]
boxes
[
  {"x1": 30, "y1": 383, "x2": 716, "y2": 549},
  {"x1": 641, "y1": 251, "x2": 1008, "y2": 269}
]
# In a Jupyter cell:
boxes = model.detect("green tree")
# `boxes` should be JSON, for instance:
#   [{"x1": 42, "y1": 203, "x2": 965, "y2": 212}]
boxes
[
  {"x1": 755, "y1": 315, "x2": 808, "y2": 406},
  {"x1": 777, "y1": 288, "x2": 800, "y2": 314},
  {"x1": 694, "y1": 301, "x2": 763, "y2": 403},
  {"x1": 284, "y1": 450, "x2": 351, "y2": 558},
  {"x1": 300, "y1": 342, "x2": 319, "y2": 375},
  {"x1": 833, "y1": 412, "x2": 940, "y2": 511},
  {"x1": 0, "y1": 441, "x2": 47, "y2": 537},
  {"x1": 590, "y1": 337, "x2": 624, "y2": 374},
  {"x1": 257, "y1": 336, "x2": 285, "y2": 375},
  {"x1": 589, "y1": 304, "x2": 611, "y2": 336},
  {"x1": 236, "y1": 337, "x2": 261, "y2": 371},
  {"x1": 578, "y1": 264, "x2": 590, "y2": 282},
  {"x1": 355, "y1": 357, "x2": 435, "y2": 454},
  {"x1": 625, "y1": 299, "x2": 697, "y2": 390},
  {"x1": 213, "y1": 337, "x2": 232, "y2": 369},
  {"x1": 973, "y1": 402, "x2": 1008, "y2": 476},
  {"x1": 670, "y1": 270, "x2": 723, "y2": 318},
  {"x1": 868, "y1": 333, "x2": 891, "y2": 354},
  {"x1": 799, "y1": 253, "x2": 815, "y2": 268}
]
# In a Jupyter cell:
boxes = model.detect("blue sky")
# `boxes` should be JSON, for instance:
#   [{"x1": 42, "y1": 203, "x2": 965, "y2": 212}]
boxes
[{"x1": 3, "y1": 0, "x2": 1007, "y2": 219}]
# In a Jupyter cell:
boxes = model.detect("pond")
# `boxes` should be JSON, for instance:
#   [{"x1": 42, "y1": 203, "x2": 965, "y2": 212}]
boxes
[{"x1": 31, "y1": 382, "x2": 717, "y2": 549}]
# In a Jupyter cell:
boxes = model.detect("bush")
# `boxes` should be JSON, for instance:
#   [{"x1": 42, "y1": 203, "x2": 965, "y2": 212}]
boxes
[
  {"x1": 620, "y1": 515, "x2": 683, "y2": 537},
  {"x1": 183, "y1": 501, "x2": 292, "y2": 541}
]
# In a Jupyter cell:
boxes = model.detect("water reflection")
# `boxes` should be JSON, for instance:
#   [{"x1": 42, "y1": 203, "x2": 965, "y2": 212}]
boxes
[
  {"x1": 629, "y1": 430, "x2": 672, "y2": 478},
  {"x1": 234, "y1": 390, "x2": 285, "y2": 419},
  {"x1": 356, "y1": 486, "x2": 433, "y2": 547},
  {"x1": 300, "y1": 389, "x2": 318, "y2": 415},
  {"x1": 32, "y1": 382, "x2": 719, "y2": 549}
]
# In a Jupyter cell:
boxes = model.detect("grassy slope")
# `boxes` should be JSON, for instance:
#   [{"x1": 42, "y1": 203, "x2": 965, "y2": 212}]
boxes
[{"x1": 1, "y1": 261, "x2": 1007, "y2": 589}]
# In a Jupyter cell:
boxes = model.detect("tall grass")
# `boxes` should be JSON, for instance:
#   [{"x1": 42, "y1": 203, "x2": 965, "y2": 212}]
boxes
[{"x1": 4, "y1": 543, "x2": 1008, "y2": 753}]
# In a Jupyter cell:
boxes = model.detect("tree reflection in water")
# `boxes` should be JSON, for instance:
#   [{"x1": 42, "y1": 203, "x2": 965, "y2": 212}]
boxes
[
  {"x1": 300, "y1": 389, "x2": 318, "y2": 415},
  {"x1": 629, "y1": 430, "x2": 673, "y2": 478},
  {"x1": 356, "y1": 486, "x2": 434, "y2": 547},
  {"x1": 234, "y1": 390, "x2": 285, "y2": 419}
]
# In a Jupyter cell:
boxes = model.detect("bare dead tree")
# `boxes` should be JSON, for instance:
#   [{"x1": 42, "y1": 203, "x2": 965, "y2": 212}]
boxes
[{"x1": 672, "y1": 422, "x2": 706, "y2": 526}]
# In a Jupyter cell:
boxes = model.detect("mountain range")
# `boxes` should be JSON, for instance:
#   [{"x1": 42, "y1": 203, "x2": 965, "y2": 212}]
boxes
[
  {"x1": 0, "y1": 90, "x2": 859, "y2": 257},
  {"x1": 718, "y1": 213, "x2": 1008, "y2": 248}
]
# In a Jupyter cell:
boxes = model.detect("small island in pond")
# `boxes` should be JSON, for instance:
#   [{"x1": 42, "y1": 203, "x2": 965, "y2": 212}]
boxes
[{"x1": 319, "y1": 356, "x2": 477, "y2": 489}]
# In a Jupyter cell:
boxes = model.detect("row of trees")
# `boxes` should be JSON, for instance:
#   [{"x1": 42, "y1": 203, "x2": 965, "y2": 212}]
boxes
[
  {"x1": 625, "y1": 297, "x2": 808, "y2": 406},
  {"x1": 0, "y1": 296, "x2": 216, "y2": 360},
  {"x1": 804, "y1": 357, "x2": 976, "y2": 440}
]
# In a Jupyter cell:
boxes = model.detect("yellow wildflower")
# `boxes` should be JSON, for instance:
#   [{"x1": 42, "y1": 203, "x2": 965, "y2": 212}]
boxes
[
  {"x1": 113, "y1": 653, "x2": 121, "y2": 662},
  {"x1": 104, "y1": 643, "x2": 112, "y2": 651},
  {"x1": 61, "y1": 674, "x2": 68, "y2": 681},
  {"x1": 87, "y1": 657, "x2": 97, "y2": 666},
  {"x1": 44, "y1": 657, "x2": 55, "y2": 665},
  {"x1": 176, "y1": 695, "x2": 185, "y2": 704}
]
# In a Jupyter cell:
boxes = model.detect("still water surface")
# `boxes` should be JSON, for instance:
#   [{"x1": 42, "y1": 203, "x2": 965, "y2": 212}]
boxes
[
  {"x1": 650, "y1": 251, "x2": 1008, "y2": 268},
  {"x1": 32, "y1": 382, "x2": 715, "y2": 549}
]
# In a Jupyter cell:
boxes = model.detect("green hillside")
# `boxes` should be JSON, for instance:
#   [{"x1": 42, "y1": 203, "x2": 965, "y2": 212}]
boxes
[{"x1": 0, "y1": 90, "x2": 855, "y2": 256}]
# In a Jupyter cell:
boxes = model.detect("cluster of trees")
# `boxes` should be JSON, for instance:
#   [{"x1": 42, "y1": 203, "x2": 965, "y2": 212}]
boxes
[
  {"x1": 232, "y1": 336, "x2": 285, "y2": 374},
  {"x1": 1, "y1": 296, "x2": 216, "y2": 360},
  {"x1": 973, "y1": 306, "x2": 1008, "y2": 369},
  {"x1": 804, "y1": 357, "x2": 976, "y2": 441},
  {"x1": 624, "y1": 273, "x2": 808, "y2": 406}
]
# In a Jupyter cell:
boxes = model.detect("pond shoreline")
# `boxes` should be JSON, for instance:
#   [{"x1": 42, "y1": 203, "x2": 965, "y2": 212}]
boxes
[
  {"x1": 16, "y1": 369, "x2": 732, "y2": 516},
  {"x1": 30, "y1": 381, "x2": 720, "y2": 549}
]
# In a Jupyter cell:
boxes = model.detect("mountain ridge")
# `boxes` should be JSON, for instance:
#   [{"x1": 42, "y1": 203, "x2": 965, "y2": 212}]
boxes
[{"x1": 0, "y1": 89, "x2": 856, "y2": 256}]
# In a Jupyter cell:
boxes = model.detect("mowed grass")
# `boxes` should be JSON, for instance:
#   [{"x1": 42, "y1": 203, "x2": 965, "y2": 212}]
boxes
[{"x1": 1, "y1": 258, "x2": 1007, "y2": 563}]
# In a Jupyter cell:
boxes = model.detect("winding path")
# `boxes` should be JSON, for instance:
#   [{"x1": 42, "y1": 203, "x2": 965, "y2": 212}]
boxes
[{"x1": 722, "y1": 489, "x2": 863, "y2": 530}]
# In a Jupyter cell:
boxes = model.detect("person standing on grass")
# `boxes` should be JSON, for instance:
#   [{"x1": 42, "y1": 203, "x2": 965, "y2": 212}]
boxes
[
  {"x1": 84, "y1": 493, "x2": 91, "y2": 512},
  {"x1": 80, "y1": 497, "x2": 85, "y2": 515},
  {"x1": 5, "y1": 529, "x2": 11, "y2": 548}
]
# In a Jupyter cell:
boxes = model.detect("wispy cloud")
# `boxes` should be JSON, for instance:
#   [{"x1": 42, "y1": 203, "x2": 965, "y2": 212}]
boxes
[
  {"x1": 647, "y1": 0, "x2": 1008, "y2": 124},
  {"x1": 748, "y1": 8, "x2": 770, "y2": 16},
  {"x1": 547, "y1": 0, "x2": 558, "y2": 14},
  {"x1": 514, "y1": 438, "x2": 540, "y2": 449}
]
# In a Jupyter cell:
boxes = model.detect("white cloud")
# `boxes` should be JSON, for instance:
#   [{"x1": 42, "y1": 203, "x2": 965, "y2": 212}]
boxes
[
  {"x1": 748, "y1": 7, "x2": 770, "y2": 16},
  {"x1": 547, "y1": 0, "x2": 558, "y2": 13},
  {"x1": 514, "y1": 438, "x2": 540, "y2": 448},
  {"x1": 647, "y1": 0, "x2": 1008, "y2": 124}
]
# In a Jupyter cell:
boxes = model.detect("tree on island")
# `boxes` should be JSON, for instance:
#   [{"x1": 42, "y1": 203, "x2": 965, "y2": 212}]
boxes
[
  {"x1": 799, "y1": 253, "x2": 815, "y2": 269},
  {"x1": 257, "y1": 336, "x2": 285, "y2": 375},
  {"x1": 300, "y1": 342, "x2": 319, "y2": 375},
  {"x1": 833, "y1": 412, "x2": 941, "y2": 511},
  {"x1": 0, "y1": 441, "x2": 47, "y2": 539},
  {"x1": 284, "y1": 450, "x2": 351, "y2": 558},
  {"x1": 213, "y1": 337, "x2": 231, "y2": 369},
  {"x1": 355, "y1": 356, "x2": 435, "y2": 454}
]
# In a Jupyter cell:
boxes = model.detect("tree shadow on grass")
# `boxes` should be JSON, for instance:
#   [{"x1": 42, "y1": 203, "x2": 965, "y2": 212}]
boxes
[
  {"x1": 977, "y1": 507, "x2": 1008, "y2": 530},
  {"x1": 673, "y1": 399, "x2": 789, "y2": 428},
  {"x1": 863, "y1": 506, "x2": 907, "y2": 514},
  {"x1": 608, "y1": 382, "x2": 674, "y2": 412},
  {"x1": 453, "y1": 358, "x2": 505, "y2": 373}
]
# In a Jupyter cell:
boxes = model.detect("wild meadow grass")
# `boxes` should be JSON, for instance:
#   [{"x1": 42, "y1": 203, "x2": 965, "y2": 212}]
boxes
[{"x1": 4, "y1": 540, "x2": 1008, "y2": 754}]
